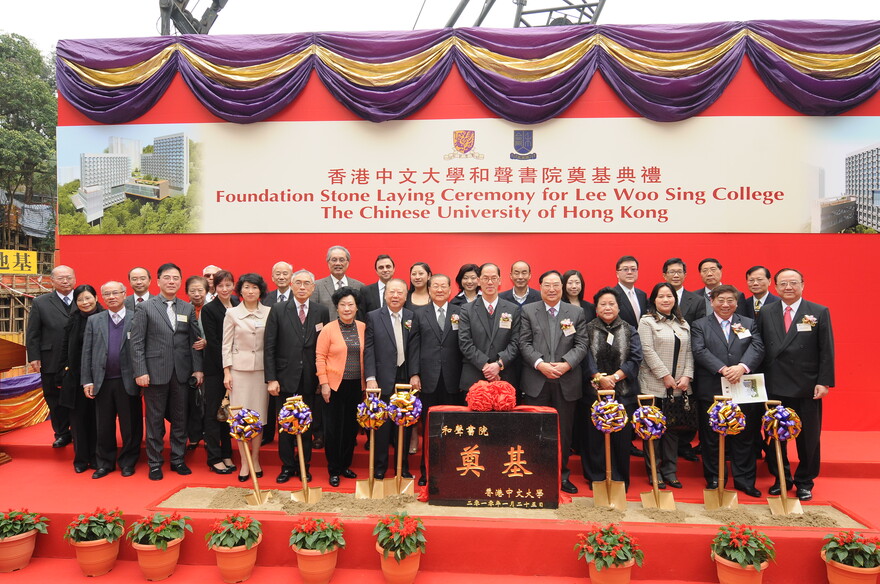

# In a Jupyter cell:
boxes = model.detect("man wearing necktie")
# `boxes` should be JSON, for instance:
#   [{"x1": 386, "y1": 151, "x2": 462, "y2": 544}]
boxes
[
  {"x1": 365, "y1": 279, "x2": 419, "y2": 479},
  {"x1": 757, "y1": 268, "x2": 834, "y2": 502},
  {"x1": 736, "y1": 265, "x2": 780, "y2": 320},
  {"x1": 313, "y1": 245, "x2": 365, "y2": 320},
  {"x1": 691, "y1": 285, "x2": 764, "y2": 498},
  {"x1": 130, "y1": 263, "x2": 204, "y2": 481},
  {"x1": 519, "y1": 270, "x2": 589, "y2": 494},
  {"x1": 260, "y1": 261, "x2": 294, "y2": 444},
  {"x1": 263, "y1": 269, "x2": 330, "y2": 483},
  {"x1": 613, "y1": 255, "x2": 647, "y2": 328},
  {"x1": 26, "y1": 265, "x2": 77, "y2": 448}
]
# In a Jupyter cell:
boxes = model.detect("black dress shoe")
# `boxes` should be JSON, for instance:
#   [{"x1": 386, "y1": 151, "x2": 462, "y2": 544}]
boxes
[
  {"x1": 74, "y1": 463, "x2": 89, "y2": 473},
  {"x1": 312, "y1": 437, "x2": 324, "y2": 450},
  {"x1": 223, "y1": 461, "x2": 237, "y2": 471},
  {"x1": 374, "y1": 471, "x2": 385, "y2": 480},
  {"x1": 418, "y1": 476, "x2": 427, "y2": 486},
  {"x1": 329, "y1": 475, "x2": 340, "y2": 487},
  {"x1": 121, "y1": 467, "x2": 135, "y2": 477},
  {"x1": 341, "y1": 469, "x2": 357, "y2": 479},
  {"x1": 238, "y1": 473, "x2": 248, "y2": 482},
  {"x1": 171, "y1": 462, "x2": 192, "y2": 475},
  {"x1": 629, "y1": 445, "x2": 644, "y2": 458},
  {"x1": 209, "y1": 464, "x2": 233, "y2": 475},
  {"x1": 276, "y1": 469, "x2": 293, "y2": 483},
  {"x1": 303, "y1": 471, "x2": 312, "y2": 483},
  {"x1": 255, "y1": 470, "x2": 263, "y2": 478},
  {"x1": 666, "y1": 478, "x2": 683, "y2": 489},
  {"x1": 736, "y1": 485, "x2": 762, "y2": 498},
  {"x1": 149, "y1": 467, "x2": 164, "y2": 481},
  {"x1": 92, "y1": 468, "x2": 112, "y2": 479},
  {"x1": 680, "y1": 450, "x2": 699, "y2": 462},
  {"x1": 706, "y1": 479, "x2": 718, "y2": 490},
  {"x1": 796, "y1": 487, "x2": 813, "y2": 501},
  {"x1": 561, "y1": 480, "x2": 578, "y2": 494},
  {"x1": 53, "y1": 436, "x2": 72, "y2": 448},
  {"x1": 400, "y1": 471, "x2": 414, "y2": 479},
  {"x1": 186, "y1": 441, "x2": 200, "y2": 451},
  {"x1": 768, "y1": 481, "x2": 793, "y2": 496},
  {"x1": 364, "y1": 439, "x2": 370, "y2": 451},
  {"x1": 648, "y1": 478, "x2": 666, "y2": 489}
]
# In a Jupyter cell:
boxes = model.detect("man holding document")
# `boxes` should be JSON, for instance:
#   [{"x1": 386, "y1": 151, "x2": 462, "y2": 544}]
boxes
[{"x1": 691, "y1": 285, "x2": 765, "y2": 498}]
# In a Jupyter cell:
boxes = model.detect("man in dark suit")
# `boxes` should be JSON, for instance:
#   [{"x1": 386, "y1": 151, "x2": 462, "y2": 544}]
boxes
[
  {"x1": 130, "y1": 262, "x2": 204, "y2": 481},
  {"x1": 409, "y1": 273, "x2": 463, "y2": 486},
  {"x1": 314, "y1": 245, "x2": 365, "y2": 319},
  {"x1": 26, "y1": 264, "x2": 76, "y2": 447},
  {"x1": 758, "y1": 268, "x2": 834, "y2": 501},
  {"x1": 264, "y1": 268, "x2": 331, "y2": 484},
  {"x1": 457, "y1": 263, "x2": 521, "y2": 391},
  {"x1": 614, "y1": 255, "x2": 647, "y2": 328},
  {"x1": 262, "y1": 261, "x2": 293, "y2": 307},
  {"x1": 519, "y1": 270, "x2": 589, "y2": 494},
  {"x1": 124, "y1": 267, "x2": 151, "y2": 310},
  {"x1": 81, "y1": 281, "x2": 143, "y2": 478},
  {"x1": 691, "y1": 285, "x2": 765, "y2": 497},
  {"x1": 365, "y1": 279, "x2": 419, "y2": 479},
  {"x1": 499, "y1": 260, "x2": 542, "y2": 306},
  {"x1": 697, "y1": 258, "x2": 726, "y2": 316},
  {"x1": 362, "y1": 254, "x2": 396, "y2": 314},
  {"x1": 737, "y1": 265, "x2": 780, "y2": 320},
  {"x1": 662, "y1": 258, "x2": 705, "y2": 325}
]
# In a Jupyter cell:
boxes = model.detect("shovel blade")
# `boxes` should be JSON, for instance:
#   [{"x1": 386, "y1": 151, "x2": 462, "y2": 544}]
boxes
[
  {"x1": 245, "y1": 490, "x2": 272, "y2": 506},
  {"x1": 291, "y1": 487, "x2": 323, "y2": 504},
  {"x1": 640, "y1": 491, "x2": 658, "y2": 509},
  {"x1": 643, "y1": 489, "x2": 676, "y2": 510},
  {"x1": 354, "y1": 479, "x2": 373, "y2": 500},
  {"x1": 768, "y1": 495, "x2": 803, "y2": 516},
  {"x1": 704, "y1": 488, "x2": 738, "y2": 510},
  {"x1": 593, "y1": 481, "x2": 627, "y2": 510},
  {"x1": 383, "y1": 476, "x2": 415, "y2": 496}
]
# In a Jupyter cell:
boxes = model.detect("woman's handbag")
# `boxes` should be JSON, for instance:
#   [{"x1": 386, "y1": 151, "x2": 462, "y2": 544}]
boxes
[
  {"x1": 662, "y1": 388, "x2": 698, "y2": 431},
  {"x1": 216, "y1": 393, "x2": 231, "y2": 422}
]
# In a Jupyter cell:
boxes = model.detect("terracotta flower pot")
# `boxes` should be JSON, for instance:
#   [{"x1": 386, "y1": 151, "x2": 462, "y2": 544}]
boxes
[
  {"x1": 132, "y1": 537, "x2": 183, "y2": 581},
  {"x1": 0, "y1": 530, "x2": 38, "y2": 573},
  {"x1": 588, "y1": 558, "x2": 635, "y2": 584},
  {"x1": 822, "y1": 549, "x2": 880, "y2": 584},
  {"x1": 713, "y1": 553, "x2": 768, "y2": 584},
  {"x1": 70, "y1": 537, "x2": 121, "y2": 577},
  {"x1": 211, "y1": 533, "x2": 262, "y2": 583},
  {"x1": 293, "y1": 546, "x2": 339, "y2": 584},
  {"x1": 376, "y1": 542, "x2": 421, "y2": 584}
]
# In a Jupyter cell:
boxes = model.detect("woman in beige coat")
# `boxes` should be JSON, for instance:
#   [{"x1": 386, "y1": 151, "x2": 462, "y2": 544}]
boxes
[
  {"x1": 637, "y1": 282, "x2": 693, "y2": 489},
  {"x1": 223, "y1": 273, "x2": 270, "y2": 481}
]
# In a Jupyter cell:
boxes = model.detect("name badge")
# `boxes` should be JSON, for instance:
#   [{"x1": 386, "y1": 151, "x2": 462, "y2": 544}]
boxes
[
  {"x1": 254, "y1": 320, "x2": 265, "y2": 328},
  {"x1": 451, "y1": 323, "x2": 459, "y2": 331},
  {"x1": 315, "y1": 322, "x2": 323, "y2": 332},
  {"x1": 736, "y1": 330, "x2": 751, "y2": 339},
  {"x1": 606, "y1": 332, "x2": 615, "y2": 345},
  {"x1": 176, "y1": 314, "x2": 188, "y2": 323},
  {"x1": 796, "y1": 323, "x2": 811, "y2": 332},
  {"x1": 499, "y1": 319, "x2": 511, "y2": 330},
  {"x1": 562, "y1": 327, "x2": 575, "y2": 337},
  {"x1": 127, "y1": 332, "x2": 131, "y2": 339}
]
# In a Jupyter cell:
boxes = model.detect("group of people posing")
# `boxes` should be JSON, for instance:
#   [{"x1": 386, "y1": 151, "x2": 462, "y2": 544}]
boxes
[{"x1": 25, "y1": 248, "x2": 833, "y2": 500}]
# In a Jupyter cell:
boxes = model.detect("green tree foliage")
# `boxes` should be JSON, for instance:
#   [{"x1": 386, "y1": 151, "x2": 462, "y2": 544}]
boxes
[{"x1": 0, "y1": 34, "x2": 56, "y2": 247}]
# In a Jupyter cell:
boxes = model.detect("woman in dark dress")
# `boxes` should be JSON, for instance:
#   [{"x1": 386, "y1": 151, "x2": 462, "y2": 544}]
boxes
[{"x1": 449, "y1": 263, "x2": 480, "y2": 306}]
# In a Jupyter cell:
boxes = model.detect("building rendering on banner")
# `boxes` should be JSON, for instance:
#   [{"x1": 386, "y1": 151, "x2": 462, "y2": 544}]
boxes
[
  {"x1": 73, "y1": 132, "x2": 189, "y2": 224},
  {"x1": 846, "y1": 143, "x2": 880, "y2": 231}
]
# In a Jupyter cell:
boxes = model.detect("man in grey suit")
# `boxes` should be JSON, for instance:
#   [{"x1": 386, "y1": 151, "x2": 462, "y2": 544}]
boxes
[
  {"x1": 519, "y1": 270, "x2": 589, "y2": 494},
  {"x1": 758, "y1": 268, "x2": 834, "y2": 501},
  {"x1": 26, "y1": 264, "x2": 76, "y2": 447},
  {"x1": 264, "y1": 269, "x2": 331, "y2": 483},
  {"x1": 124, "y1": 267, "x2": 151, "y2": 310},
  {"x1": 409, "y1": 273, "x2": 463, "y2": 485},
  {"x1": 457, "y1": 263, "x2": 521, "y2": 391},
  {"x1": 81, "y1": 281, "x2": 143, "y2": 479},
  {"x1": 313, "y1": 245, "x2": 365, "y2": 319},
  {"x1": 365, "y1": 279, "x2": 419, "y2": 479},
  {"x1": 691, "y1": 285, "x2": 764, "y2": 497},
  {"x1": 130, "y1": 262, "x2": 204, "y2": 481}
]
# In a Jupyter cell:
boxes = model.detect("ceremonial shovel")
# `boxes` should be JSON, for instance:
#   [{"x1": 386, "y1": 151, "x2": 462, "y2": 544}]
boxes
[
  {"x1": 229, "y1": 407, "x2": 272, "y2": 506},
  {"x1": 592, "y1": 390, "x2": 628, "y2": 510},
  {"x1": 285, "y1": 398, "x2": 322, "y2": 504},
  {"x1": 703, "y1": 396, "x2": 738, "y2": 511},
  {"x1": 637, "y1": 395, "x2": 675, "y2": 510},
  {"x1": 384, "y1": 384, "x2": 417, "y2": 497},
  {"x1": 765, "y1": 400, "x2": 803, "y2": 516},
  {"x1": 355, "y1": 388, "x2": 386, "y2": 499}
]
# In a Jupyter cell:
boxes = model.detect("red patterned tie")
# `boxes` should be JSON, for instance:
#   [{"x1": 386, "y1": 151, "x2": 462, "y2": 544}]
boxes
[
  {"x1": 298, "y1": 303, "x2": 306, "y2": 324},
  {"x1": 783, "y1": 306, "x2": 792, "y2": 333},
  {"x1": 487, "y1": 304, "x2": 494, "y2": 316}
]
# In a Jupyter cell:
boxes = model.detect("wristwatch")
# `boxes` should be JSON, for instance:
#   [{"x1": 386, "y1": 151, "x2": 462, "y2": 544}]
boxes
[
  {"x1": 497, "y1": 359, "x2": 505, "y2": 371},
  {"x1": 613, "y1": 373, "x2": 621, "y2": 382}
]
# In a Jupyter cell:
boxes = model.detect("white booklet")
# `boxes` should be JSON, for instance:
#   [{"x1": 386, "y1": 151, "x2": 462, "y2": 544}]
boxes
[{"x1": 720, "y1": 373, "x2": 767, "y2": 404}]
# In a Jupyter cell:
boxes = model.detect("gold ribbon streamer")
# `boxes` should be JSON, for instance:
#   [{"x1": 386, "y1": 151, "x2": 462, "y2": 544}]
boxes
[
  {"x1": 748, "y1": 30, "x2": 880, "y2": 78},
  {"x1": 61, "y1": 44, "x2": 179, "y2": 88},
  {"x1": 0, "y1": 389, "x2": 49, "y2": 432},
  {"x1": 455, "y1": 35, "x2": 597, "y2": 82},
  {"x1": 315, "y1": 37, "x2": 455, "y2": 87}
]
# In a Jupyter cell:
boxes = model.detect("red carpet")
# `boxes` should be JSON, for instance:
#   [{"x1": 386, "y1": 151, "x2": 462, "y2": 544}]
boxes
[{"x1": 1, "y1": 421, "x2": 878, "y2": 582}]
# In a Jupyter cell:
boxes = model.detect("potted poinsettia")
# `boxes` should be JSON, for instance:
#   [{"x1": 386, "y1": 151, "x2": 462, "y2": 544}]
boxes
[
  {"x1": 574, "y1": 523, "x2": 644, "y2": 583},
  {"x1": 0, "y1": 510, "x2": 49, "y2": 572},
  {"x1": 289, "y1": 517, "x2": 346, "y2": 584},
  {"x1": 63, "y1": 507, "x2": 125, "y2": 577},
  {"x1": 374, "y1": 512, "x2": 426, "y2": 584},
  {"x1": 710, "y1": 523, "x2": 775, "y2": 583},
  {"x1": 127, "y1": 511, "x2": 192, "y2": 581},
  {"x1": 205, "y1": 514, "x2": 263, "y2": 583},
  {"x1": 821, "y1": 530, "x2": 880, "y2": 583}
]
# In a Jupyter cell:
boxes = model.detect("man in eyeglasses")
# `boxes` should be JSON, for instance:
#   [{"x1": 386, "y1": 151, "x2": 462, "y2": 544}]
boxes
[
  {"x1": 758, "y1": 269, "x2": 834, "y2": 502},
  {"x1": 313, "y1": 245, "x2": 365, "y2": 320},
  {"x1": 614, "y1": 255, "x2": 646, "y2": 328},
  {"x1": 736, "y1": 265, "x2": 779, "y2": 320}
]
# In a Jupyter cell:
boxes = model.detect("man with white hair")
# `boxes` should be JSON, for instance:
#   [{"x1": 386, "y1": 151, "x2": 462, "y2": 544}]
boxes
[
  {"x1": 313, "y1": 245, "x2": 364, "y2": 319},
  {"x1": 202, "y1": 264, "x2": 221, "y2": 303},
  {"x1": 263, "y1": 261, "x2": 294, "y2": 306}
]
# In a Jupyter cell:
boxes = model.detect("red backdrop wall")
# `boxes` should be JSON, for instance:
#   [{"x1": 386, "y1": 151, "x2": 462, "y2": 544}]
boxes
[{"x1": 58, "y1": 60, "x2": 878, "y2": 430}]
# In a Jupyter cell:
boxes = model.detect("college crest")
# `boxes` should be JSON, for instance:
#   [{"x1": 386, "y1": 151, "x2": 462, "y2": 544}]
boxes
[
  {"x1": 510, "y1": 130, "x2": 537, "y2": 160},
  {"x1": 444, "y1": 130, "x2": 484, "y2": 160}
]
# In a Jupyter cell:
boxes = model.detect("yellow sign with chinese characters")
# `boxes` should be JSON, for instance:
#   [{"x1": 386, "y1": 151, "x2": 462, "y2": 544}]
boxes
[{"x1": 0, "y1": 250, "x2": 37, "y2": 274}]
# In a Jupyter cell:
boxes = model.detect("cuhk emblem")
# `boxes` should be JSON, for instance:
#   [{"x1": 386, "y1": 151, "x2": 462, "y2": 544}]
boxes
[
  {"x1": 510, "y1": 130, "x2": 537, "y2": 160},
  {"x1": 444, "y1": 130, "x2": 484, "y2": 160}
]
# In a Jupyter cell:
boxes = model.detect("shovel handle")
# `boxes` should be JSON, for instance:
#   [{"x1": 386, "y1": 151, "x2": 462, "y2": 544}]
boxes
[
  {"x1": 772, "y1": 437, "x2": 790, "y2": 505},
  {"x1": 597, "y1": 389, "x2": 615, "y2": 398},
  {"x1": 712, "y1": 395, "x2": 732, "y2": 403},
  {"x1": 637, "y1": 394, "x2": 655, "y2": 407},
  {"x1": 241, "y1": 445, "x2": 263, "y2": 505},
  {"x1": 295, "y1": 434, "x2": 310, "y2": 502},
  {"x1": 765, "y1": 399, "x2": 782, "y2": 410}
]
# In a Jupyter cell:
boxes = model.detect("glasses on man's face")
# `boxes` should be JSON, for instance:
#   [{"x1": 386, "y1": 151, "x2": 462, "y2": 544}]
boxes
[
  {"x1": 777, "y1": 281, "x2": 802, "y2": 289},
  {"x1": 292, "y1": 280, "x2": 313, "y2": 288},
  {"x1": 480, "y1": 276, "x2": 500, "y2": 283},
  {"x1": 617, "y1": 267, "x2": 638, "y2": 273},
  {"x1": 665, "y1": 270, "x2": 684, "y2": 276},
  {"x1": 329, "y1": 258, "x2": 348, "y2": 264},
  {"x1": 102, "y1": 290, "x2": 125, "y2": 297}
]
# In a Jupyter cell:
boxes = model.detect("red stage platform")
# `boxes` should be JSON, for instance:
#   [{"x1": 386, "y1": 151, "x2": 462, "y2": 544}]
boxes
[{"x1": 1, "y1": 421, "x2": 878, "y2": 582}]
